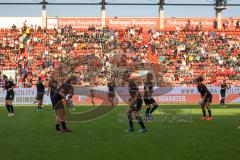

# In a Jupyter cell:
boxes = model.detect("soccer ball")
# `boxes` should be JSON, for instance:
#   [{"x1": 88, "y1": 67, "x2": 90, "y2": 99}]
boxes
[{"x1": 198, "y1": 99, "x2": 203, "y2": 105}]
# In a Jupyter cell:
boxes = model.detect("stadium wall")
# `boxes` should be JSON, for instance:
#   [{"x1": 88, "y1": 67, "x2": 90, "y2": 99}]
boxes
[
  {"x1": 0, "y1": 17, "x2": 239, "y2": 29},
  {"x1": 1, "y1": 87, "x2": 240, "y2": 105}
]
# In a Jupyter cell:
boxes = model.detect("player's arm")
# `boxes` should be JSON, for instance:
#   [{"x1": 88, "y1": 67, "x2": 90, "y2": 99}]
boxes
[
  {"x1": 3, "y1": 84, "x2": 6, "y2": 90},
  {"x1": 42, "y1": 82, "x2": 45, "y2": 89},
  {"x1": 223, "y1": 85, "x2": 228, "y2": 90},
  {"x1": 199, "y1": 93, "x2": 204, "y2": 99},
  {"x1": 7, "y1": 88, "x2": 13, "y2": 92},
  {"x1": 227, "y1": 84, "x2": 230, "y2": 89},
  {"x1": 57, "y1": 87, "x2": 68, "y2": 106},
  {"x1": 58, "y1": 87, "x2": 67, "y2": 99}
]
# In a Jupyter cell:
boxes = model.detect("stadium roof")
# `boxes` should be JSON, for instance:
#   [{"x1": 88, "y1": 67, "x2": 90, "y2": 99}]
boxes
[{"x1": 0, "y1": 0, "x2": 239, "y2": 17}]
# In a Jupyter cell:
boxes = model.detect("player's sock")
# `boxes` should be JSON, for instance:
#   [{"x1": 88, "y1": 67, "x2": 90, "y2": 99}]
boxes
[
  {"x1": 220, "y1": 99, "x2": 223, "y2": 106},
  {"x1": 208, "y1": 110, "x2": 212, "y2": 117},
  {"x1": 145, "y1": 108, "x2": 150, "y2": 115},
  {"x1": 202, "y1": 109, "x2": 206, "y2": 117},
  {"x1": 220, "y1": 99, "x2": 225, "y2": 106},
  {"x1": 56, "y1": 124, "x2": 61, "y2": 131},
  {"x1": 61, "y1": 121, "x2": 67, "y2": 130},
  {"x1": 9, "y1": 105, "x2": 14, "y2": 113},
  {"x1": 128, "y1": 115, "x2": 134, "y2": 129},
  {"x1": 136, "y1": 116, "x2": 146, "y2": 129},
  {"x1": 150, "y1": 104, "x2": 159, "y2": 114},
  {"x1": 6, "y1": 105, "x2": 11, "y2": 113}
]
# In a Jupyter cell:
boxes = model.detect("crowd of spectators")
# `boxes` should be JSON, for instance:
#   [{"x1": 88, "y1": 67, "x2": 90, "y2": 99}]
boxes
[
  {"x1": 0, "y1": 22, "x2": 240, "y2": 87},
  {"x1": 149, "y1": 27, "x2": 240, "y2": 86}
]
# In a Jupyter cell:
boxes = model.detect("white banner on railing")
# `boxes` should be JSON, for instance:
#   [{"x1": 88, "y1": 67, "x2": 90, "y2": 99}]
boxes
[{"x1": 0, "y1": 87, "x2": 240, "y2": 105}]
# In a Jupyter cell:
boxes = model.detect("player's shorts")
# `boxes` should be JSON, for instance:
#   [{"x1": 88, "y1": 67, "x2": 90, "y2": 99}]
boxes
[
  {"x1": 204, "y1": 95, "x2": 212, "y2": 103},
  {"x1": 52, "y1": 94, "x2": 65, "y2": 110},
  {"x1": 36, "y1": 92, "x2": 44, "y2": 101},
  {"x1": 108, "y1": 92, "x2": 115, "y2": 98},
  {"x1": 144, "y1": 97, "x2": 156, "y2": 105},
  {"x1": 130, "y1": 98, "x2": 143, "y2": 112},
  {"x1": 90, "y1": 95, "x2": 94, "y2": 101},
  {"x1": 220, "y1": 91, "x2": 226, "y2": 98},
  {"x1": 50, "y1": 90, "x2": 56, "y2": 106},
  {"x1": 6, "y1": 91, "x2": 14, "y2": 100}
]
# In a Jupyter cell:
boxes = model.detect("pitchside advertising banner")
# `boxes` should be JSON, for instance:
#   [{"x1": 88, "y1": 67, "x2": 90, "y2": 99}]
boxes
[
  {"x1": 54, "y1": 17, "x2": 240, "y2": 29},
  {"x1": 0, "y1": 17, "x2": 239, "y2": 29},
  {"x1": 1, "y1": 87, "x2": 240, "y2": 105}
]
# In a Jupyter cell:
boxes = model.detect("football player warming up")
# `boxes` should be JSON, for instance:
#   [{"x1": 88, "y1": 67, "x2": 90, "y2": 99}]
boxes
[{"x1": 196, "y1": 77, "x2": 213, "y2": 121}]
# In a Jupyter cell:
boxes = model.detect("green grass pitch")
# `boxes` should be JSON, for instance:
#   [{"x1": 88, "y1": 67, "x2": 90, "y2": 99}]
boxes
[{"x1": 0, "y1": 104, "x2": 240, "y2": 160}]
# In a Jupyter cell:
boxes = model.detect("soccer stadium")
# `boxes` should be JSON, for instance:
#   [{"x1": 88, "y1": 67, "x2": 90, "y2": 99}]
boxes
[{"x1": 0, "y1": 0, "x2": 240, "y2": 160}]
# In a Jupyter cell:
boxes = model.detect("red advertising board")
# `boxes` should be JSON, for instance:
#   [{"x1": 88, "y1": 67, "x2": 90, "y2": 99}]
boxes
[
  {"x1": 54, "y1": 17, "x2": 240, "y2": 30},
  {"x1": 57, "y1": 17, "x2": 102, "y2": 28},
  {"x1": 106, "y1": 17, "x2": 159, "y2": 29}
]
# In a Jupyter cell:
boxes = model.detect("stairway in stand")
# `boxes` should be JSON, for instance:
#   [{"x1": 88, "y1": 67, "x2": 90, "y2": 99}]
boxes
[{"x1": 142, "y1": 29, "x2": 159, "y2": 64}]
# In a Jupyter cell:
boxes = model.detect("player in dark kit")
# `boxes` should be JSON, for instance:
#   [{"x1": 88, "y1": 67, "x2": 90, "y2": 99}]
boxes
[
  {"x1": 196, "y1": 77, "x2": 213, "y2": 120},
  {"x1": 35, "y1": 77, "x2": 45, "y2": 111},
  {"x1": 89, "y1": 87, "x2": 95, "y2": 106},
  {"x1": 220, "y1": 80, "x2": 229, "y2": 108},
  {"x1": 47, "y1": 74, "x2": 58, "y2": 109},
  {"x1": 3, "y1": 75, "x2": 15, "y2": 117},
  {"x1": 53, "y1": 75, "x2": 78, "y2": 134},
  {"x1": 126, "y1": 79, "x2": 147, "y2": 133},
  {"x1": 144, "y1": 73, "x2": 159, "y2": 120},
  {"x1": 107, "y1": 80, "x2": 116, "y2": 107}
]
